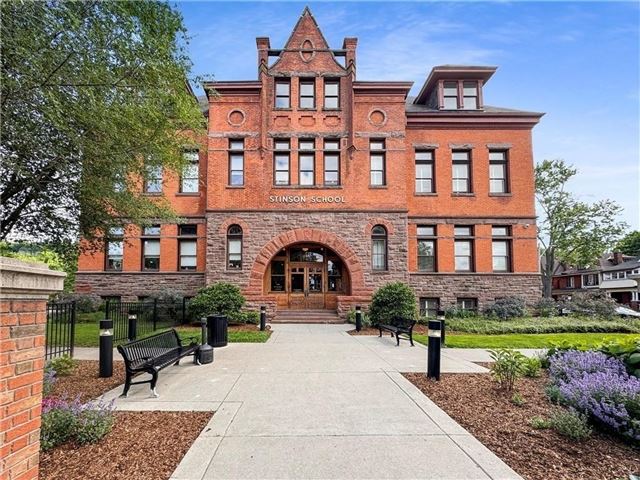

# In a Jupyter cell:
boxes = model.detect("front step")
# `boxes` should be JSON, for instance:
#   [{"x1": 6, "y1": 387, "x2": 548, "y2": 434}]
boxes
[{"x1": 272, "y1": 310, "x2": 343, "y2": 324}]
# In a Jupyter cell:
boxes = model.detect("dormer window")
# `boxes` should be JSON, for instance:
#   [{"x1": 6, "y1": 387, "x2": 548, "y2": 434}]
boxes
[
  {"x1": 440, "y1": 80, "x2": 482, "y2": 110},
  {"x1": 463, "y1": 82, "x2": 478, "y2": 110},
  {"x1": 443, "y1": 82, "x2": 458, "y2": 109}
]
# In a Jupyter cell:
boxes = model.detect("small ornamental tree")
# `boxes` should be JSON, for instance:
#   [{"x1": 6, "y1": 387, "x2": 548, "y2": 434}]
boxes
[
  {"x1": 188, "y1": 282, "x2": 245, "y2": 321},
  {"x1": 368, "y1": 282, "x2": 417, "y2": 325}
]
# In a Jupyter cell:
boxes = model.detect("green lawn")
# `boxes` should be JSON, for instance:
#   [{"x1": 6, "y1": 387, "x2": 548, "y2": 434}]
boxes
[
  {"x1": 444, "y1": 316, "x2": 640, "y2": 335},
  {"x1": 414, "y1": 332, "x2": 640, "y2": 349},
  {"x1": 71, "y1": 322, "x2": 270, "y2": 347}
]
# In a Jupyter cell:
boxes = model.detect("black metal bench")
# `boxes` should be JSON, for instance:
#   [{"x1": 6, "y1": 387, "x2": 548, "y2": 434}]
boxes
[
  {"x1": 116, "y1": 329, "x2": 199, "y2": 397},
  {"x1": 376, "y1": 317, "x2": 416, "y2": 346}
]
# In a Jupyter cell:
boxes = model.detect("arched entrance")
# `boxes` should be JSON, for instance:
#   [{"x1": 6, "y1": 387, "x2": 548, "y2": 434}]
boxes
[
  {"x1": 247, "y1": 228, "x2": 367, "y2": 313},
  {"x1": 265, "y1": 243, "x2": 351, "y2": 310}
]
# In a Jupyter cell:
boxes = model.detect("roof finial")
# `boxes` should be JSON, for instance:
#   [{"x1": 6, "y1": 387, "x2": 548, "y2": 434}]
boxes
[{"x1": 302, "y1": 5, "x2": 313, "y2": 16}]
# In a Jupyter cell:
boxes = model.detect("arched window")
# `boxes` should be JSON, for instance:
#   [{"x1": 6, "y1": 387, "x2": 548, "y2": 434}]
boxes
[
  {"x1": 227, "y1": 225, "x2": 242, "y2": 270},
  {"x1": 371, "y1": 225, "x2": 387, "y2": 271}
]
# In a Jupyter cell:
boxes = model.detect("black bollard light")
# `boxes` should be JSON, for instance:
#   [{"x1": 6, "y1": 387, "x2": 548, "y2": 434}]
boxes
[
  {"x1": 355, "y1": 305, "x2": 363, "y2": 332},
  {"x1": 426, "y1": 319, "x2": 442, "y2": 381},
  {"x1": 260, "y1": 306, "x2": 266, "y2": 331},
  {"x1": 99, "y1": 319, "x2": 113, "y2": 378},
  {"x1": 128, "y1": 312, "x2": 137, "y2": 341},
  {"x1": 198, "y1": 317, "x2": 214, "y2": 364},
  {"x1": 437, "y1": 309, "x2": 446, "y2": 347}
]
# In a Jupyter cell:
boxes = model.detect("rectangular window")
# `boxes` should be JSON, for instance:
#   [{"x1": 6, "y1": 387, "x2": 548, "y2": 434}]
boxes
[
  {"x1": 417, "y1": 225, "x2": 436, "y2": 272},
  {"x1": 457, "y1": 298, "x2": 477, "y2": 312},
  {"x1": 106, "y1": 240, "x2": 123, "y2": 271},
  {"x1": 179, "y1": 224, "x2": 197, "y2": 236},
  {"x1": 275, "y1": 79, "x2": 290, "y2": 108},
  {"x1": 420, "y1": 298, "x2": 440, "y2": 318},
  {"x1": 144, "y1": 165, "x2": 162, "y2": 193},
  {"x1": 566, "y1": 277, "x2": 575, "y2": 288},
  {"x1": 299, "y1": 79, "x2": 315, "y2": 109},
  {"x1": 270, "y1": 260, "x2": 285, "y2": 292},
  {"x1": 443, "y1": 81, "x2": 458, "y2": 109},
  {"x1": 323, "y1": 139, "x2": 340, "y2": 186},
  {"x1": 492, "y1": 225, "x2": 511, "y2": 272},
  {"x1": 370, "y1": 139, "x2": 386, "y2": 186},
  {"x1": 462, "y1": 81, "x2": 478, "y2": 110},
  {"x1": 489, "y1": 151, "x2": 508, "y2": 194},
  {"x1": 143, "y1": 225, "x2": 160, "y2": 236},
  {"x1": 454, "y1": 225, "x2": 474, "y2": 272},
  {"x1": 324, "y1": 79, "x2": 339, "y2": 109},
  {"x1": 452, "y1": 150, "x2": 471, "y2": 193},
  {"x1": 274, "y1": 139, "x2": 290, "y2": 185},
  {"x1": 142, "y1": 239, "x2": 160, "y2": 271},
  {"x1": 299, "y1": 139, "x2": 315, "y2": 186},
  {"x1": 179, "y1": 240, "x2": 197, "y2": 271},
  {"x1": 372, "y1": 238, "x2": 387, "y2": 271},
  {"x1": 583, "y1": 274, "x2": 599, "y2": 287},
  {"x1": 229, "y1": 139, "x2": 244, "y2": 186},
  {"x1": 415, "y1": 150, "x2": 435, "y2": 193},
  {"x1": 181, "y1": 151, "x2": 199, "y2": 193}
]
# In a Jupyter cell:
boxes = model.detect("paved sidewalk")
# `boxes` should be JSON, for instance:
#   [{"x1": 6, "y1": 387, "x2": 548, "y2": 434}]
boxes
[{"x1": 96, "y1": 324, "x2": 521, "y2": 479}]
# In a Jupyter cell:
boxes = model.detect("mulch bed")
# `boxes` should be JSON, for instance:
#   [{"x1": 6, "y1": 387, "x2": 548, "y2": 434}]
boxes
[
  {"x1": 50, "y1": 360, "x2": 126, "y2": 402},
  {"x1": 40, "y1": 411, "x2": 211, "y2": 480},
  {"x1": 404, "y1": 372, "x2": 640, "y2": 480}
]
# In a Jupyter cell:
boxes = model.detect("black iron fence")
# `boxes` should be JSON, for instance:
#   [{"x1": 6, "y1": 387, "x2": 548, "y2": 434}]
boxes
[
  {"x1": 105, "y1": 299, "x2": 190, "y2": 343},
  {"x1": 45, "y1": 301, "x2": 76, "y2": 360}
]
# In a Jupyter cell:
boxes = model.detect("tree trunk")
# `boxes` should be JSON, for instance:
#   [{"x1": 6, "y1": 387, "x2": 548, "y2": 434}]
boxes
[{"x1": 542, "y1": 248, "x2": 555, "y2": 298}]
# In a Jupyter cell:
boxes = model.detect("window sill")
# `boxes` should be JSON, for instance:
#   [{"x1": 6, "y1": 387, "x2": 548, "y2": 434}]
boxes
[
  {"x1": 369, "y1": 185, "x2": 388, "y2": 189},
  {"x1": 322, "y1": 108, "x2": 342, "y2": 112},
  {"x1": 414, "y1": 192, "x2": 438, "y2": 196},
  {"x1": 226, "y1": 185, "x2": 245, "y2": 189},
  {"x1": 225, "y1": 269, "x2": 244, "y2": 274},
  {"x1": 298, "y1": 108, "x2": 317, "y2": 112},
  {"x1": 452, "y1": 193, "x2": 475, "y2": 197},
  {"x1": 175, "y1": 192, "x2": 200, "y2": 197},
  {"x1": 274, "y1": 108, "x2": 292, "y2": 112},
  {"x1": 489, "y1": 193, "x2": 512, "y2": 197},
  {"x1": 141, "y1": 192, "x2": 163, "y2": 197},
  {"x1": 371, "y1": 270, "x2": 390, "y2": 274}
]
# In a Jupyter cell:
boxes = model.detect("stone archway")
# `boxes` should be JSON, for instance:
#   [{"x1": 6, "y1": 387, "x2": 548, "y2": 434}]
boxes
[{"x1": 247, "y1": 228, "x2": 367, "y2": 296}]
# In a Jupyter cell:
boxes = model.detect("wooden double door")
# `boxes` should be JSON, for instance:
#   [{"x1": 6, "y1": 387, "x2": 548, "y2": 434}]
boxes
[
  {"x1": 267, "y1": 245, "x2": 349, "y2": 310},
  {"x1": 288, "y1": 262, "x2": 325, "y2": 309}
]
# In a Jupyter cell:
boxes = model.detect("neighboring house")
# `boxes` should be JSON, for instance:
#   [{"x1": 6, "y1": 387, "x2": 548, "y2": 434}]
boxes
[
  {"x1": 552, "y1": 252, "x2": 640, "y2": 310},
  {"x1": 75, "y1": 7, "x2": 543, "y2": 319}
]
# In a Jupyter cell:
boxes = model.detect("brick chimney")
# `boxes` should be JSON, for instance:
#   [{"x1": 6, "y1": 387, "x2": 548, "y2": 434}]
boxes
[
  {"x1": 613, "y1": 252, "x2": 624, "y2": 265},
  {"x1": 256, "y1": 37, "x2": 270, "y2": 73},
  {"x1": 342, "y1": 37, "x2": 357, "y2": 76}
]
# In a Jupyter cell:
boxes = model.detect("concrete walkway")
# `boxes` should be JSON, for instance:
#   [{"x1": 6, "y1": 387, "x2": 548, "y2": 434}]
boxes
[{"x1": 97, "y1": 324, "x2": 521, "y2": 479}]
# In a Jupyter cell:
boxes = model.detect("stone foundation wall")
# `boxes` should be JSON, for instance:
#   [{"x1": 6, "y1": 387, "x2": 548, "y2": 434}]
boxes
[
  {"x1": 206, "y1": 211, "x2": 409, "y2": 293},
  {"x1": 409, "y1": 273, "x2": 542, "y2": 311},
  {"x1": 75, "y1": 272, "x2": 205, "y2": 301}
]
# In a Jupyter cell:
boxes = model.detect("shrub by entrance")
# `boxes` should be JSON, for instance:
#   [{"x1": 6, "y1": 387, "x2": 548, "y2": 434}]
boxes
[
  {"x1": 368, "y1": 282, "x2": 417, "y2": 324},
  {"x1": 188, "y1": 282, "x2": 245, "y2": 321}
]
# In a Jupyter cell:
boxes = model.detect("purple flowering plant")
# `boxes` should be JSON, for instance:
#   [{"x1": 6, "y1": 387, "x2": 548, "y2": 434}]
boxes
[{"x1": 548, "y1": 350, "x2": 640, "y2": 442}]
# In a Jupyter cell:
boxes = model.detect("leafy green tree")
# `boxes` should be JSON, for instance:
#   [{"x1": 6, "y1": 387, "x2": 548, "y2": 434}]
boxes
[
  {"x1": 1, "y1": 1, "x2": 206, "y2": 245},
  {"x1": 536, "y1": 160, "x2": 627, "y2": 298},
  {"x1": 615, "y1": 231, "x2": 640, "y2": 257}
]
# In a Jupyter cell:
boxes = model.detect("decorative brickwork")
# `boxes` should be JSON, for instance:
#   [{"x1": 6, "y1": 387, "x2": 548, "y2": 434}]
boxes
[{"x1": 0, "y1": 258, "x2": 65, "y2": 480}]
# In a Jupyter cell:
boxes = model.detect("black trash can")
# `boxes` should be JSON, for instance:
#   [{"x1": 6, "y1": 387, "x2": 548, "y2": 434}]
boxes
[{"x1": 207, "y1": 314, "x2": 228, "y2": 348}]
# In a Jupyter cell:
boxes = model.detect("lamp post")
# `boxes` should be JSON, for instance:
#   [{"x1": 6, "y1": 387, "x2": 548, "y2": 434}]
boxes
[
  {"x1": 355, "y1": 305, "x2": 363, "y2": 332},
  {"x1": 437, "y1": 309, "x2": 446, "y2": 347},
  {"x1": 426, "y1": 319, "x2": 442, "y2": 381},
  {"x1": 99, "y1": 319, "x2": 113, "y2": 378},
  {"x1": 260, "y1": 306, "x2": 267, "y2": 331},
  {"x1": 128, "y1": 312, "x2": 137, "y2": 342}
]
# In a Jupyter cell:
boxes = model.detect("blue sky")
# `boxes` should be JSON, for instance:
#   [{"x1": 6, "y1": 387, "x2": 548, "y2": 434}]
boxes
[{"x1": 176, "y1": 1, "x2": 640, "y2": 230}]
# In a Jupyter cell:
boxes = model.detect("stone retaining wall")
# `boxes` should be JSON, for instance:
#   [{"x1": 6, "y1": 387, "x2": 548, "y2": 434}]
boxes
[{"x1": 75, "y1": 272, "x2": 205, "y2": 301}]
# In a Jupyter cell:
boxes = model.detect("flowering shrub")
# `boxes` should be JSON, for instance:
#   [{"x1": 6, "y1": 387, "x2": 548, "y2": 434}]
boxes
[
  {"x1": 41, "y1": 396, "x2": 115, "y2": 450},
  {"x1": 43, "y1": 365, "x2": 57, "y2": 397},
  {"x1": 548, "y1": 350, "x2": 640, "y2": 442}
]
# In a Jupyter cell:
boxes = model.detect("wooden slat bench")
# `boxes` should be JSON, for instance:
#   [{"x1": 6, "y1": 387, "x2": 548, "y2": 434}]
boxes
[
  {"x1": 116, "y1": 329, "x2": 199, "y2": 397},
  {"x1": 376, "y1": 317, "x2": 417, "y2": 346}
]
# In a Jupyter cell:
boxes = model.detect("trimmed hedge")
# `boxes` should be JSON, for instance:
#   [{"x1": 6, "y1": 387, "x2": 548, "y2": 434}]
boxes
[{"x1": 368, "y1": 282, "x2": 417, "y2": 324}]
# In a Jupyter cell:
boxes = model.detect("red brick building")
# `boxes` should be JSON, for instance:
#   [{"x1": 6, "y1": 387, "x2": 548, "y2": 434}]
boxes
[{"x1": 76, "y1": 8, "x2": 543, "y2": 319}]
